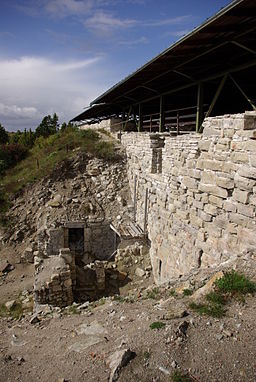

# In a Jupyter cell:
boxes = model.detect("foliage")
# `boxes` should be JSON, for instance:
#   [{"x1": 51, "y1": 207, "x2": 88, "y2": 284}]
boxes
[
  {"x1": 0, "y1": 302, "x2": 24, "y2": 320},
  {"x1": 0, "y1": 124, "x2": 9, "y2": 144},
  {"x1": 189, "y1": 301, "x2": 226, "y2": 318},
  {"x1": 149, "y1": 321, "x2": 166, "y2": 330},
  {"x1": 171, "y1": 371, "x2": 193, "y2": 382},
  {"x1": 0, "y1": 143, "x2": 29, "y2": 174},
  {"x1": 215, "y1": 270, "x2": 256, "y2": 295},
  {"x1": 145, "y1": 287, "x2": 160, "y2": 300},
  {"x1": 182, "y1": 289, "x2": 193, "y2": 296},
  {"x1": 35, "y1": 113, "x2": 59, "y2": 138},
  {"x1": 189, "y1": 271, "x2": 255, "y2": 318}
]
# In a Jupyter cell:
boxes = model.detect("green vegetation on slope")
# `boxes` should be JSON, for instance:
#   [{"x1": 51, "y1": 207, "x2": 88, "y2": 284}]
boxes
[{"x1": 0, "y1": 127, "x2": 118, "y2": 225}]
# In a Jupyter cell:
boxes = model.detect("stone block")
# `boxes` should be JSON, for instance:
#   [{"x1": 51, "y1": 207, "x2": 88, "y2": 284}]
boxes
[
  {"x1": 223, "y1": 200, "x2": 237, "y2": 212},
  {"x1": 232, "y1": 189, "x2": 249, "y2": 204},
  {"x1": 230, "y1": 152, "x2": 248, "y2": 164},
  {"x1": 204, "y1": 204, "x2": 218, "y2": 216},
  {"x1": 209, "y1": 195, "x2": 223, "y2": 207},
  {"x1": 193, "y1": 200, "x2": 204, "y2": 210},
  {"x1": 198, "y1": 210, "x2": 212, "y2": 222},
  {"x1": 234, "y1": 175, "x2": 255, "y2": 191},
  {"x1": 229, "y1": 213, "x2": 248, "y2": 225},
  {"x1": 199, "y1": 183, "x2": 228, "y2": 198},
  {"x1": 216, "y1": 177, "x2": 234, "y2": 189},
  {"x1": 238, "y1": 166, "x2": 256, "y2": 180},
  {"x1": 237, "y1": 203, "x2": 255, "y2": 218},
  {"x1": 190, "y1": 214, "x2": 203, "y2": 228},
  {"x1": 182, "y1": 176, "x2": 198, "y2": 190},
  {"x1": 198, "y1": 140, "x2": 211, "y2": 151},
  {"x1": 244, "y1": 112, "x2": 256, "y2": 130},
  {"x1": 197, "y1": 159, "x2": 223, "y2": 171},
  {"x1": 201, "y1": 171, "x2": 216, "y2": 184}
]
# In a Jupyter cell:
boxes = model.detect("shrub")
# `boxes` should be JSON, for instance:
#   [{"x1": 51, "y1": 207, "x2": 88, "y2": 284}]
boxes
[{"x1": 183, "y1": 289, "x2": 193, "y2": 296}]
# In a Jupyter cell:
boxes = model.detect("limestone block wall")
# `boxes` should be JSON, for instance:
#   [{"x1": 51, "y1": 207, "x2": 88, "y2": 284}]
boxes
[{"x1": 121, "y1": 112, "x2": 256, "y2": 284}]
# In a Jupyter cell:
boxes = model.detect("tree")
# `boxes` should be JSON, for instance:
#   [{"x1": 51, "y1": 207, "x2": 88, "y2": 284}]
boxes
[
  {"x1": 35, "y1": 113, "x2": 59, "y2": 138},
  {"x1": 0, "y1": 124, "x2": 9, "y2": 144}
]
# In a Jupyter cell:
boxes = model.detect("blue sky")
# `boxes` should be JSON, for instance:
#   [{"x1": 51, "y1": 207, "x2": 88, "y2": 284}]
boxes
[{"x1": 0, "y1": 0, "x2": 231, "y2": 131}]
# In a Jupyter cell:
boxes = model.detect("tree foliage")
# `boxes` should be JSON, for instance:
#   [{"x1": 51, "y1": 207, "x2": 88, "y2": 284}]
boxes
[
  {"x1": 35, "y1": 113, "x2": 59, "y2": 138},
  {"x1": 0, "y1": 124, "x2": 9, "y2": 144}
]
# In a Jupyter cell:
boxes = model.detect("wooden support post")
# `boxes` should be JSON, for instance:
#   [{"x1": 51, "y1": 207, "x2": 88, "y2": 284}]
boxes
[
  {"x1": 229, "y1": 74, "x2": 256, "y2": 111},
  {"x1": 176, "y1": 111, "x2": 180, "y2": 135},
  {"x1": 159, "y1": 96, "x2": 164, "y2": 132},
  {"x1": 122, "y1": 110, "x2": 125, "y2": 130},
  {"x1": 134, "y1": 175, "x2": 137, "y2": 222},
  {"x1": 196, "y1": 82, "x2": 204, "y2": 133},
  {"x1": 124, "y1": 106, "x2": 132, "y2": 130},
  {"x1": 204, "y1": 75, "x2": 227, "y2": 121},
  {"x1": 144, "y1": 188, "x2": 148, "y2": 234},
  {"x1": 138, "y1": 103, "x2": 143, "y2": 132}
]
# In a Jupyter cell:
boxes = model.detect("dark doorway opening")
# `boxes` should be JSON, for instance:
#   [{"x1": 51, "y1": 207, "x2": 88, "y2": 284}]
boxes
[{"x1": 68, "y1": 228, "x2": 84, "y2": 266}]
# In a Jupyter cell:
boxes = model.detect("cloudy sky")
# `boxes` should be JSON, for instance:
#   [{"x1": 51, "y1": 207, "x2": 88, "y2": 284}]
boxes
[{"x1": 0, "y1": 0, "x2": 231, "y2": 131}]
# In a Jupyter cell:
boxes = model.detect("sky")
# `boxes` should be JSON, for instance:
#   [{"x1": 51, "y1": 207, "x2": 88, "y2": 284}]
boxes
[{"x1": 0, "y1": 0, "x2": 232, "y2": 131}]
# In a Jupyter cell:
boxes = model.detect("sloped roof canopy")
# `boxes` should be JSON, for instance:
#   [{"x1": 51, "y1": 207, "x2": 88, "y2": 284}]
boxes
[{"x1": 71, "y1": 0, "x2": 256, "y2": 125}]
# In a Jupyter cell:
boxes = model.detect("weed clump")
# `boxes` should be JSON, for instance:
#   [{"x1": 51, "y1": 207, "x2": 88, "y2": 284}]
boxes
[{"x1": 149, "y1": 321, "x2": 166, "y2": 330}]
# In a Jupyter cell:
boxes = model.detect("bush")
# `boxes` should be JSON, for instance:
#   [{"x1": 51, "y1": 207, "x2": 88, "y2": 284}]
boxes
[{"x1": 0, "y1": 143, "x2": 28, "y2": 171}]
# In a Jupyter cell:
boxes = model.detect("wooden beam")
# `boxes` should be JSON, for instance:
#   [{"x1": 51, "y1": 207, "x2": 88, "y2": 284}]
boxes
[
  {"x1": 159, "y1": 96, "x2": 164, "y2": 132},
  {"x1": 138, "y1": 103, "x2": 143, "y2": 132},
  {"x1": 196, "y1": 83, "x2": 204, "y2": 133},
  {"x1": 231, "y1": 41, "x2": 256, "y2": 56},
  {"x1": 205, "y1": 75, "x2": 228, "y2": 119},
  {"x1": 229, "y1": 74, "x2": 256, "y2": 110}
]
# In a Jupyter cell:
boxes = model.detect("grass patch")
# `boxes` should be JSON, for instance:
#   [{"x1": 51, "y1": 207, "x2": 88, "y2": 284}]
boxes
[
  {"x1": 182, "y1": 289, "x2": 193, "y2": 297},
  {"x1": 215, "y1": 270, "x2": 256, "y2": 295},
  {"x1": 143, "y1": 351, "x2": 151, "y2": 360},
  {"x1": 169, "y1": 289, "x2": 177, "y2": 297},
  {"x1": 171, "y1": 371, "x2": 193, "y2": 382},
  {"x1": 67, "y1": 305, "x2": 80, "y2": 315},
  {"x1": 149, "y1": 321, "x2": 166, "y2": 330},
  {"x1": 189, "y1": 301, "x2": 225, "y2": 318},
  {"x1": 144, "y1": 287, "x2": 160, "y2": 300},
  {"x1": 0, "y1": 302, "x2": 24, "y2": 320},
  {"x1": 189, "y1": 270, "x2": 255, "y2": 318}
]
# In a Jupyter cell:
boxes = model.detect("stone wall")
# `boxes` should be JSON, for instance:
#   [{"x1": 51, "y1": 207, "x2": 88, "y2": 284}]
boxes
[
  {"x1": 121, "y1": 112, "x2": 256, "y2": 284},
  {"x1": 39, "y1": 221, "x2": 116, "y2": 263}
]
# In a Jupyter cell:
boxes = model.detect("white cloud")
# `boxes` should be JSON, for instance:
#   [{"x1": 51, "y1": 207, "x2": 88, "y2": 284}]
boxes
[
  {"x1": 45, "y1": 0, "x2": 93, "y2": 18},
  {"x1": 0, "y1": 55, "x2": 107, "y2": 131},
  {"x1": 118, "y1": 36, "x2": 148, "y2": 46},
  {"x1": 85, "y1": 11, "x2": 137, "y2": 34},
  {"x1": 143, "y1": 15, "x2": 191, "y2": 27}
]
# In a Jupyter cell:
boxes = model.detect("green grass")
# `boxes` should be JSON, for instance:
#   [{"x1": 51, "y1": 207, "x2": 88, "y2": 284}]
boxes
[
  {"x1": 189, "y1": 271, "x2": 255, "y2": 318},
  {"x1": 0, "y1": 128, "x2": 119, "y2": 225},
  {"x1": 0, "y1": 302, "x2": 24, "y2": 320},
  {"x1": 149, "y1": 321, "x2": 166, "y2": 330},
  {"x1": 189, "y1": 301, "x2": 226, "y2": 318},
  {"x1": 182, "y1": 289, "x2": 193, "y2": 296},
  {"x1": 169, "y1": 289, "x2": 177, "y2": 297},
  {"x1": 67, "y1": 305, "x2": 80, "y2": 315},
  {"x1": 171, "y1": 371, "x2": 193, "y2": 382},
  {"x1": 215, "y1": 270, "x2": 256, "y2": 295},
  {"x1": 144, "y1": 287, "x2": 160, "y2": 300}
]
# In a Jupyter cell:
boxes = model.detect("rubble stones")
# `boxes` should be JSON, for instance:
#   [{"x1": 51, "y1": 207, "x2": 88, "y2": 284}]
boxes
[{"x1": 107, "y1": 348, "x2": 135, "y2": 382}]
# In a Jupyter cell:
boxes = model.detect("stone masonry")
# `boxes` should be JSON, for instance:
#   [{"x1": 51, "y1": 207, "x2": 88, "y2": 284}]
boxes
[{"x1": 121, "y1": 112, "x2": 256, "y2": 284}]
